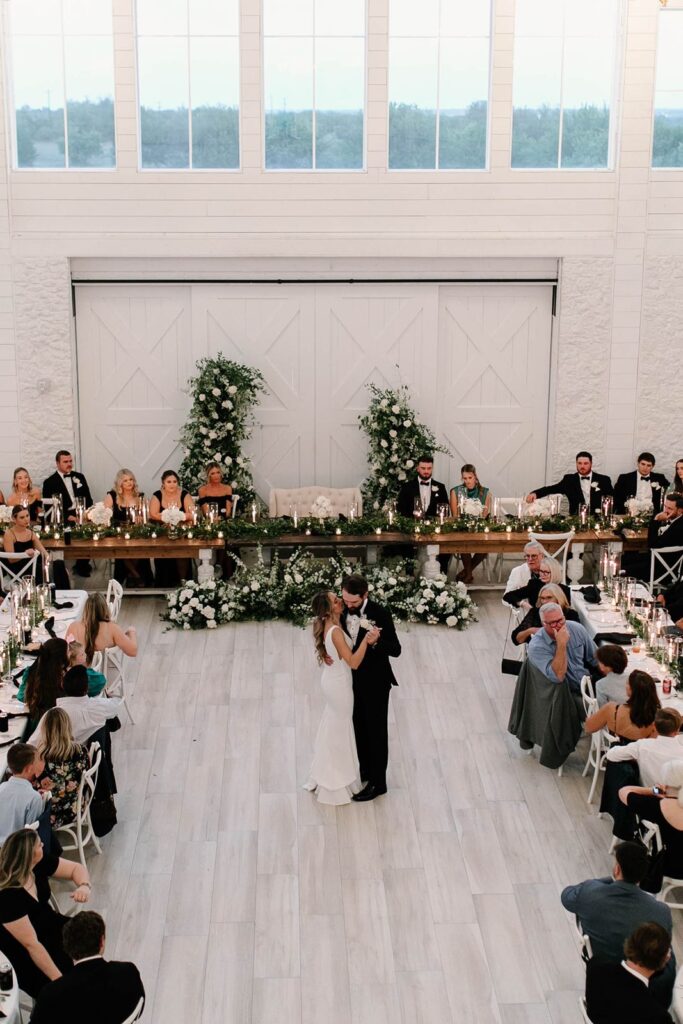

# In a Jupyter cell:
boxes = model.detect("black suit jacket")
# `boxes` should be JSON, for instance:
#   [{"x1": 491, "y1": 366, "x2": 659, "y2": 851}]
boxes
[
  {"x1": 585, "y1": 959, "x2": 672, "y2": 1023},
  {"x1": 341, "y1": 599, "x2": 401, "y2": 687},
  {"x1": 29, "y1": 957, "x2": 145, "y2": 1024},
  {"x1": 396, "y1": 477, "x2": 449, "y2": 518},
  {"x1": 648, "y1": 513, "x2": 683, "y2": 555},
  {"x1": 42, "y1": 470, "x2": 93, "y2": 518},
  {"x1": 614, "y1": 471, "x2": 670, "y2": 514},
  {"x1": 534, "y1": 471, "x2": 613, "y2": 514}
]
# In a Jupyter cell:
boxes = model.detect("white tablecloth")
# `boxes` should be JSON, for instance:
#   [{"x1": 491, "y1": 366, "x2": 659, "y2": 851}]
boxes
[{"x1": 571, "y1": 585, "x2": 654, "y2": 642}]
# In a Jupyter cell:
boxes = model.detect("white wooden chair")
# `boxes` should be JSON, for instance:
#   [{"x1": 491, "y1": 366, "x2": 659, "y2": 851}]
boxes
[
  {"x1": 0, "y1": 551, "x2": 38, "y2": 589},
  {"x1": 639, "y1": 818, "x2": 683, "y2": 911},
  {"x1": 579, "y1": 995, "x2": 591, "y2": 1023},
  {"x1": 649, "y1": 547, "x2": 683, "y2": 595},
  {"x1": 580, "y1": 675, "x2": 619, "y2": 804},
  {"x1": 121, "y1": 996, "x2": 145, "y2": 1024},
  {"x1": 529, "y1": 529, "x2": 575, "y2": 582},
  {"x1": 103, "y1": 645, "x2": 134, "y2": 724},
  {"x1": 54, "y1": 742, "x2": 103, "y2": 867},
  {"x1": 106, "y1": 578, "x2": 124, "y2": 621}
]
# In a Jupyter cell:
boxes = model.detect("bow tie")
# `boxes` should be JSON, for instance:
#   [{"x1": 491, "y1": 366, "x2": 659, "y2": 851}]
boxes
[
  {"x1": 420, "y1": 480, "x2": 431, "y2": 486},
  {"x1": 640, "y1": 476, "x2": 651, "y2": 482},
  {"x1": 580, "y1": 476, "x2": 591, "y2": 481},
  {"x1": 346, "y1": 609, "x2": 360, "y2": 617},
  {"x1": 62, "y1": 472, "x2": 72, "y2": 478}
]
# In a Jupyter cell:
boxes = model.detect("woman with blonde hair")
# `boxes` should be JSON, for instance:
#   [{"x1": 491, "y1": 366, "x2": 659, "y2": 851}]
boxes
[
  {"x1": 103, "y1": 469, "x2": 152, "y2": 587},
  {"x1": 198, "y1": 462, "x2": 233, "y2": 516},
  {"x1": 66, "y1": 593, "x2": 137, "y2": 664},
  {"x1": 0, "y1": 828, "x2": 91, "y2": 996},
  {"x1": 303, "y1": 591, "x2": 379, "y2": 805},
  {"x1": 38, "y1": 708, "x2": 89, "y2": 829},
  {"x1": 6, "y1": 467, "x2": 42, "y2": 521},
  {"x1": 512, "y1": 582, "x2": 579, "y2": 646}
]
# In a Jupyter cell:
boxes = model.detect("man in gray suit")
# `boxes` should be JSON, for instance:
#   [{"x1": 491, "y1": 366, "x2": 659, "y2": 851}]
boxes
[{"x1": 561, "y1": 841, "x2": 675, "y2": 1008}]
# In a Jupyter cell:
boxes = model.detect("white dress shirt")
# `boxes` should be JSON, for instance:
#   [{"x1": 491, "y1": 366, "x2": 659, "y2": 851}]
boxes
[
  {"x1": 419, "y1": 478, "x2": 432, "y2": 512},
  {"x1": 30, "y1": 695, "x2": 122, "y2": 746},
  {"x1": 503, "y1": 563, "x2": 531, "y2": 603},
  {"x1": 620, "y1": 960, "x2": 649, "y2": 987},
  {"x1": 605, "y1": 734, "x2": 683, "y2": 787},
  {"x1": 579, "y1": 473, "x2": 592, "y2": 506},
  {"x1": 345, "y1": 598, "x2": 368, "y2": 645},
  {"x1": 59, "y1": 470, "x2": 76, "y2": 504},
  {"x1": 636, "y1": 475, "x2": 653, "y2": 505}
]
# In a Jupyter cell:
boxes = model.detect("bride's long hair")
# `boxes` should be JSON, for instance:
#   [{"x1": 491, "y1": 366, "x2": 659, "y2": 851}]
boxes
[{"x1": 312, "y1": 591, "x2": 333, "y2": 664}]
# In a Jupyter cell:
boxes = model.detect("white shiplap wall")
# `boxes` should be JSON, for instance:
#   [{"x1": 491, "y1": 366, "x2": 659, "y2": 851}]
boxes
[{"x1": 1, "y1": 0, "x2": 682, "y2": 489}]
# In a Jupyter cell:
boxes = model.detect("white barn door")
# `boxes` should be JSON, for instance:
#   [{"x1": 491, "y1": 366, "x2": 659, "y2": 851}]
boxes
[{"x1": 436, "y1": 285, "x2": 554, "y2": 498}]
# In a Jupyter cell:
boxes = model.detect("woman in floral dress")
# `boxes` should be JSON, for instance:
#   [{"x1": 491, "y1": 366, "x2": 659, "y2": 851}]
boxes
[{"x1": 37, "y1": 708, "x2": 89, "y2": 828}]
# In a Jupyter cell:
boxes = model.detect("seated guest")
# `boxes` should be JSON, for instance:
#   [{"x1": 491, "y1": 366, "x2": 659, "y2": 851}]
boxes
[
  {"x1": 0, "y1": 485, "x2": 4, "y2": 503},
  {"x1": 18, "y1": 639, "x2": 69, "y2": 737},
  {"x1": 615, "y1": 452, "x2": 670, "y2": 515},
  {"x1": 103, "y1": 469, "x2": 153, "y2": 588},
  {"x1": 586, "y1": 670, "x2": 660, "y2": 743},
  {"x1": 0, "y1": 828, "x2": 91, "y2": 997},
  {"x1": 0, "y1": 744, "x2": 47, "y2": 844},
  {"x1": 656, "y1": 578, "x2": 683, "y2": 629},
  {"x1": 526, "y1": 450, "x2": 613, "y2": 514},
  {"x1": 619, "y1": 760, "x2": 683, "y2": 883},
  {"x1": 503, "y1": 541, "x2": 543, "y2": 607},
  {"x1": 562, "y1": 841, "x2": 675, "y2": 1008},
  {"x1": 596, "y1": 645, "x2": 630, "y2": 707},
  {"x1": 30, "y1": 666, "x2": 122, "y2": 747},
  {"x1": 149, "y1": 469, "x2": 195, "y2": 585},
  {"x1": 396, "y1": 454, "x2": 450, "y2": 573},
  {"x1": 5, "y1": 467, "x2": 42, "y2": 522},
  {"x1": 37, "y1": 708, "x2": 89, "y2": 830},
  {"x1": 512, "y1": 583, "x2": 578, "y2": 646},
  {"x1": 66, "y1": 593, "x2": 137, "y2": 664},
  {"x1": 2, "y1": 505, "x2": 48, "y2": 579},
  {"x1": 29, "y1": 911, "x2": 145, "y2": 1024},
  {"x1": 627, "y1": 493, "x2": 683, "y2": 582},
  {"x1": 66, "y1": 641, "x2": 106, "y2": 697},
  {"x1": 585, "y1": 922, "x2": 674, "y2": 1024},
  {"x1": 506, "y1": 555, "x2": 569, "y2": 610},
  {"x1": 527, "y1": 602, "x2": 597, "y2": 698},
  {"x1": 606, "y1": 709, "x2": 683, "y2": 788},
  {"x1": 450, "y1": 463, "x2": 491, "y2": 583},
  {"x1": 42, "y1": 450, "x2": 93, "y2": 578},
  {"x1": 198, "y1": 461, "x2": 233, "y2": 516},
  {"x1": 672, "y1": 458, "x2": 683, "y2": 495}
]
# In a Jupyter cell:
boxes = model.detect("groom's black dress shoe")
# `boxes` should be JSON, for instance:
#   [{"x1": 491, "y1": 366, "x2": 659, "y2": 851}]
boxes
[{"x1": 352, "y1": 784, "x2": 387, "y2": 802}]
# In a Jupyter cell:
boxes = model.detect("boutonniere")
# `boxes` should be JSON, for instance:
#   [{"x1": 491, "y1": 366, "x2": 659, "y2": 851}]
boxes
[
  {"x1": 652, "y1": 482, "x2": 660, "y2": 490},
  {"x1": 359, "y1": 616, "x2": 375, "y2": 631},
  {"x1": 591, "y1": 482, "x2": 599, "y2": 490},
  {"x1": 431, "y1": 486, "x2": 438, "y2": 493}
]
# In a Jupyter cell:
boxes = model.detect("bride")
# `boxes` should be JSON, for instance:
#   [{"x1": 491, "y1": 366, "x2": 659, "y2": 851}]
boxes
[{"x1": 304, "y1": 591, "x2": 380, "y2": 805}]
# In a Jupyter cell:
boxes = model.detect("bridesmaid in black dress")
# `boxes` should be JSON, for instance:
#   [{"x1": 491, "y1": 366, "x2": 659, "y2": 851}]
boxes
[
  {"x1": 103, "y1": 469, "x2": 153, "y2": 587},
  {"x1": 198, "y1": 462, "x2": 236, "y2": 578},
  {"x1": 148, "y1": 470, "x2": 195, "y2": 586},
  {"x1": 2, "y1": 505, "x2": 48, "y2": 582},
  {"x1": 6, "y1": 467, "x2": 42, "y2": 522}
]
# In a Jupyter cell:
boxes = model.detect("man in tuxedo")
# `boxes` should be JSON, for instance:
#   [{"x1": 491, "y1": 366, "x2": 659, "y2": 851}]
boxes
[
  {"x1": 614, "y1": 452, "x2": 670, "y2": 514},
  {"x1": 396, "y1": 454, "x2": 450, "y2": 573},
  {"x1": 29, "y1": 910, "x2": 145, "y2": 1024},
  {"x1": 627, "y1": 493, "x2": 683, "y2": 582},
  {"x1": 43, "y1": 450, "x2": 93, "y2": 577},
  {"x1": 341, "y1": 573, "x2": 401, "y2": 802},
  {"x1": 585, "y1": 922, "x2": 674, "y2": 1023},
  {"x1": 526, "y1": 450, "x2": 613, "y2": 515}
]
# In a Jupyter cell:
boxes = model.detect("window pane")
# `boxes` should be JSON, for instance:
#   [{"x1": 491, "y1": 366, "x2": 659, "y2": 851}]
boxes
[
  {"x1": 389, "y1": 0, "x2": 438, "y2": 37},
  {"x1": 11, "y1": 0, "x2": 61, "y2": 35},
  {"x1": 560, "y1": 36, "x2": 611, "y2": 168},
  {"x1": 263, "y1": 0, "x2": 313, "y2": 36},
  {"x1": 190, "y1": 37, "x2": 239, "y2": 168},
  {"x1": 388, "y1": 38, "x2": 438, "y2": 168},
  {"x1": 512, "y1": 36, "x2": 561, "y2": 168},
  {"x1": 564, "y1": 0, "x2": 617, "y2": 38},
  {"x1": 63, "y1": 0, "x2": 112, "y2": 35},
  {"x1": 315, "y1": 38, "x2": 363, "y2": 169},
  {"x1": 190, "y1": 0, "x2": 238, "y2": 36},
  {"x1": 137, "y1": 0, "x2": 187, "y2": 36},
  {"x1": 515, "y1": 0, "x2": 563, "y2": 37},
  {"x1": 655, "y1": 14, "x2": 683, "y2": 93},
  {"x1": 438, "y1": 37, "x2": 488, "y2": 168},
  {"x1": 441, "y1": 0, "x2": 490, "y2": 38},
  {"x1": 315, "y1": 0, "x2": 365, "y2": 36},
  {"x1": 12, "y1": 36, "x2": 65, "y2": 167},
  {"x1": 64, "y1": 36, "x2": 115, "y2": 167},
  {"x1": 138, "y1": 37, "x2": 189, "y2": 167},
  {"x1": 653, "y1": 12, "x2": 683, "y2": 167},
  {"x1": 264, "y1": 38, "x2": 313, "y2": 168}
]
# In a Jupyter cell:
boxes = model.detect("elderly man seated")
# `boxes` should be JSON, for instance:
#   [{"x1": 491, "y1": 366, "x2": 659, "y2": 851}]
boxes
[
  {"x1": 503, "y1": 541, "x2": 544, "y2": 608},
  {"x1": 527, "y1": 602, "x2": 597, "y2": 699}
]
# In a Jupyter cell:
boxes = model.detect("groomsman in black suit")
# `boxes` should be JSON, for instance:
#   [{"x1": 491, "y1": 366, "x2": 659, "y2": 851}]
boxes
[
  {"x1": 43, "y1": 449, "x2": 94, "y2": 577},
  {"x1": 614, "y1": 451, "x2": 670, "y2": 514},
  {"x1": 526, "y1": 451, "x2": 613, "y2": 515},
  {"x1": 341, "y1": 574, "x2": 401, "y2": 802},
  {"x1": 627, "y1": 492, "x2": 683, "y2": 582},
  {"x1": 396, "y1": 454, "x2": 450, "y2": 573}
]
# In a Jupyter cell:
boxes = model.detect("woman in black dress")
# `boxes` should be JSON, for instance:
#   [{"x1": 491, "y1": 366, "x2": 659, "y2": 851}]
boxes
[
  {"x1": 103, "y1": 468, "x2": 153, "y2": 587},
  {"x1": 149, "y1": 470, "x2": 195, "y2": 586},
  {"x1": 0, "y1": 829, "x2": 92, "y2": 997},
  {"x1": 6, "y1": 467, "x2": 42, "y2": 522},
  {"x1": 619, "y1": 759, "x2": 683, "y2": 882},
  {"x1": 198, "y1": 462, "x2": 235, "y2": 578},
  {"x1": 2, "y1": 505, "x2": 48, "y2": 582}
]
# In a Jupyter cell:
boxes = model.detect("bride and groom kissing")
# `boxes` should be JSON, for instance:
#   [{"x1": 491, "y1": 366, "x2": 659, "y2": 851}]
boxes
[{"x1": 304, "y1": 574, "x2": 402, "y2": 805}]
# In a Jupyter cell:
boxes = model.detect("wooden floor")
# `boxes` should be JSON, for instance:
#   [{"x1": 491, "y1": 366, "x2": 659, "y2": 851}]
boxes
[{"x1": 52, "y1": 592, "x2": 683, "y2": 1023}]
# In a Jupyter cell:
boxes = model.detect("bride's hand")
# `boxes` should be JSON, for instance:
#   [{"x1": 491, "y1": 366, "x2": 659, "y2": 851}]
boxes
[{"x1": 366, "y1": 628, "x2": 381, "y2": 646}]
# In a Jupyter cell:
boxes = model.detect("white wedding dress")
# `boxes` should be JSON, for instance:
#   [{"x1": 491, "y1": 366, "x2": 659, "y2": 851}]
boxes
[{"x1": 303, "y1": 625, "x2": 362, "y2": 805}]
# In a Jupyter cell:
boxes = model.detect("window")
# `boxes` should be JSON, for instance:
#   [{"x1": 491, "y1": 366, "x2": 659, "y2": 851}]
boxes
[
  {"x1": 512, "y1": 0, "x2": 618, "y2": 169},
  {"x1": 387, "y1": 0, "x2": 491, "y2": 170},
  {"x1": 653, "y1": 9, "x2": 683, "y2": 167},
  {"x1": 263, "y1": 0, "x2": 365, "y2": 170},
  {"x1": 136, "y1": 0, "x2": 240, "y2": 169},
  {"x1": 9, "y1": 0, "x2": 116, "y2": 169}
]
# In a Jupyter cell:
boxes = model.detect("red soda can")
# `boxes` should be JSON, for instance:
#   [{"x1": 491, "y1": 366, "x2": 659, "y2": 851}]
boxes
[{"x1": 663, "y1": 678, "x2": 672, "y2": 695}]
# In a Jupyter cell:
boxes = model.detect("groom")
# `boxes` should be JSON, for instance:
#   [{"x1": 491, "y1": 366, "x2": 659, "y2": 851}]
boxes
[{"x1": 341, "y1": 573, "x2": 401, "y2": 802}]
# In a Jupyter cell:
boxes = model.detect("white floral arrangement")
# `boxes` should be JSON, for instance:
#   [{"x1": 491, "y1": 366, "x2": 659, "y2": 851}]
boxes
[
  {"x1": 462, "y1": 497, "x2": 484, "y2": 518},
  {"x1": 160, "y1": 507, "x2": 186, "y2": 527},
  {"x1": 524, "y1": 497, "x2": 554, "y2": 518},
  {"x1": 310, "y1": 495, "x2": 334, "y2": 519},
  {"x1": 626, "y1": 497, "x2": 653, "y2": 517},
  {"x1": 0, "y1": 505, "x2": 13, "y2": 524},
  {"x1": 86, "y1": 502, "x2": 113, "y2": 527},
  {"x1": 166, "y1": 579, "x2": 222, "y2": 630}
]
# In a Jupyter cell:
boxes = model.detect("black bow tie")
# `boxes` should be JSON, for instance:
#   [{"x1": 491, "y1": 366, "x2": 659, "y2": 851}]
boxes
[
  {"x1": 62, "y1": 472, "x2": 72, "y2": 478},
  {"x1": 640, "y1": 476, "x2": 651, "y2": 482},
  {"x1": 420, "y1": 480, "x2": 431, "y2": 486},
  {"x1": 346, "y1": 609, "x2": 360, "y2": 617},
  {"x1": 580, "y1": 476, "x2": 590, "y2": 481}
]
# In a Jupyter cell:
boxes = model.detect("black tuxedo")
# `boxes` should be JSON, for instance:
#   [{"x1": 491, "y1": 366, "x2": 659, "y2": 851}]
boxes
[
  {"x1": 29, "y1": 957, "x2": 145, "y2": 1024},
  {"x1": 397, "y1": 477, "x2": 449, "y2": 518},
  {"x1": 627, "y1": 513, "x2": 683, "y2": 582},
  {"x1": 585, "y1": 959, "x2": 673, "y2": 1023},
  {"x1": 42, "y1": 470, "x2": 93, "y2": 518},
  {"x1": 533, "y1": 471, "x2": 613, "y2": 514},
  {"x1": 341, "y1": 599, "x2": 401, "y2": 790},
  {"x1": 614, "y1": 471, "x2": 670, "y2": 514}
]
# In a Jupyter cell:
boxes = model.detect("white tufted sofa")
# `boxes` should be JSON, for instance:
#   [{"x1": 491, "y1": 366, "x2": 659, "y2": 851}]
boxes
[{"x1": 269, "y1": 486, "x2": 363, "y2": 519}]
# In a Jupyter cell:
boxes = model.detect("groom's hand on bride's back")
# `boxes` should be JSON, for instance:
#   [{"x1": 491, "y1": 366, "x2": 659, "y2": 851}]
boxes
[{"x1": 323, "y1": 654, "x2": 334, "y2": 666}]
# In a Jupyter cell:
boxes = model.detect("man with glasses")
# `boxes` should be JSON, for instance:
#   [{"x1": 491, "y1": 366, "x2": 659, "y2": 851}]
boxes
[
  {"x1": 503, "y1": 541, "x2": 543, "y2": 608},
  {"x1": 528, "y1": 602, "x2": 597, "y2": 697}
]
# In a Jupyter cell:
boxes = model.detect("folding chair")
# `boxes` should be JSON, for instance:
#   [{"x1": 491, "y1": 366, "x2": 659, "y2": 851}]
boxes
[
  {"x1": 580, "y1": 676, "x2": 619, "y2": 803},
  {"x1": 0, "y1": 552, "x2": 38, "y2": 590},
  {"x1": 649, "y1": 547, "x2": 683, "y2": 596},
  {"x1": 54, "y1": 742, "x2": 103, "y2": 866},
  {"x1": 579, "y1": 995, "x2": 591, "y2": 1022},
  {"x1": 106, "y1": 578, "x2": 124, "y2": 621},
  {"x1": 103, "y1": 645, "x2": 134, "y2": 724}
]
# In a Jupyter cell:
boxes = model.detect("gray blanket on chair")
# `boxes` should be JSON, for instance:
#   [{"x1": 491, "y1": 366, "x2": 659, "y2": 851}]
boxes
[{"x1": 507, "y1": 658, "x2": 583, "y2": 769}]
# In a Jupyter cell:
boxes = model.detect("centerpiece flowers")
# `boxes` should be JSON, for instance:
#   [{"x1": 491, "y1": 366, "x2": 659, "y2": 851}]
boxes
[
  {"x1": 86, "y1": 503, "x2": 113, "y2": 528},
  {"x1": 310, "y1": 495, "x2": 334, "y2": 519},
  {"x1": 160, "y1": 506, "x2": 186, "y2": 539}
]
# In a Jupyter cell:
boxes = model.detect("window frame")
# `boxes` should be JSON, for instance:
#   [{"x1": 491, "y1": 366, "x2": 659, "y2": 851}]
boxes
[
  {"x1": 261, "y1": 0, "x2": 368, "y2": 174},
  {"x1": 135, "y1": 0, "x2": 242, "y2": 173},
  {"x1": 651, "y1": 0, "x2": 683, "y2": 171}
]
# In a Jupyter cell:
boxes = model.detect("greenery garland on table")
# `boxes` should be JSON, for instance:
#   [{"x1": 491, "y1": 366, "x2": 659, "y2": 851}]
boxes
[
  {"x1": 178, "y1": 352, "x2": 265, "y2": 501},
  {"x1": 359, "y1": 383, "x2": 450, "y2": 512},
  {"x1": 162, "y1": 549, "x2": 478, "y2": 631}
]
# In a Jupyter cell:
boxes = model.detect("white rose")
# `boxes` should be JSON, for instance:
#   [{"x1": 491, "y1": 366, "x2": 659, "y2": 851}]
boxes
[
  {"x1": 380, "y1": 439, "x2": 388, "y2": 448},
  {"x1": 389, "y1": 429, "x2": 397, "y2": 438},
  {"x1": 405, "y1": 459, "x2": 414, "y2": 469},
  {"x1": 242, "y1": 585, "x2": 250, "y2": 594},
  {"x1": 251, "y1": 582, "x2": 260, "y2": 591},
  {"x1": 190, "y1": 598, "x2": 199, "y2": 607},
  {"x1": 294, "y1": 573, "x2": 303, "y2": 584},
  {"x1": 374, "y1": 500, "x2": 380, "y2": 509},
  {"x1": 380, "y1": 399, "x2": 388, "y2": 408},
  {"x1": 415, "y1": 603, "x2": 426, "y2": 614},
  {"x1": 423, "y1": 589, "x2": 433, "y2": 599},
  {"x1": 228, "y1": 385, "x2": 237, "y2": 394},
  {"x1": 390, "y1": 455, "x2": 398, "y2": 463},
  {"x1": 200, "y1": 426, "x2": 207, "y2": 435},
  {"x1": 285, "y1": 574, "x2": 293, "y2": 583},
  {"x1": 199, "y1": 393, "x2": 205, "y2": 401},
  {"x1": 209, "y1": 430, "x2": 217, "y2": 439},
  {"x1": 404, "y1": 420, "x2": 412, "y2": 428},
  {"x1": 398, "y1": 471, "x2": 407, "y2": 481},
  {"x1": 224, "y1": 456, "x2": 232, "y2": 465},
  {"x1": 379, "y1": 476, "x2": 387, "y2": 485},
  {"x1": 183, "y1": 623, "x2": 191, "y2": 630},
  {"x1": 207, "y1": 620, "x2": 217, "y2": 629},
  {"x1": 461, "y1": 608, "x2": 469, "y2": 619},
  {"x1": 388, "y1": 576, "x2": 397, "y2": 585},
  {"x1": 212, "y1": 388, "x2": 220, "y2": 397},
  {"x1": 226, "y1": 423, "x2": 234, "y2": 431},
  {"x1": 215, "y1": 453, "x2": 222, "y2": 461},
  {"x1": 392, "y1": 404, "x2": 400, "y2": 413}
]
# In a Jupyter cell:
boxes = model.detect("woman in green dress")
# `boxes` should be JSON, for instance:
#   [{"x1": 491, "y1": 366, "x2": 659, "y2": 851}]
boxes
[{"x1": 449, "y1": 463, "x2": 492, "y2": 584}]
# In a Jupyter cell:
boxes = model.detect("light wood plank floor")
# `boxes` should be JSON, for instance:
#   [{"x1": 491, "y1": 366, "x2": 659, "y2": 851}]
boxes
[{"x1": 53, "y1": 593, "x2": 683, "y2": 1023}]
